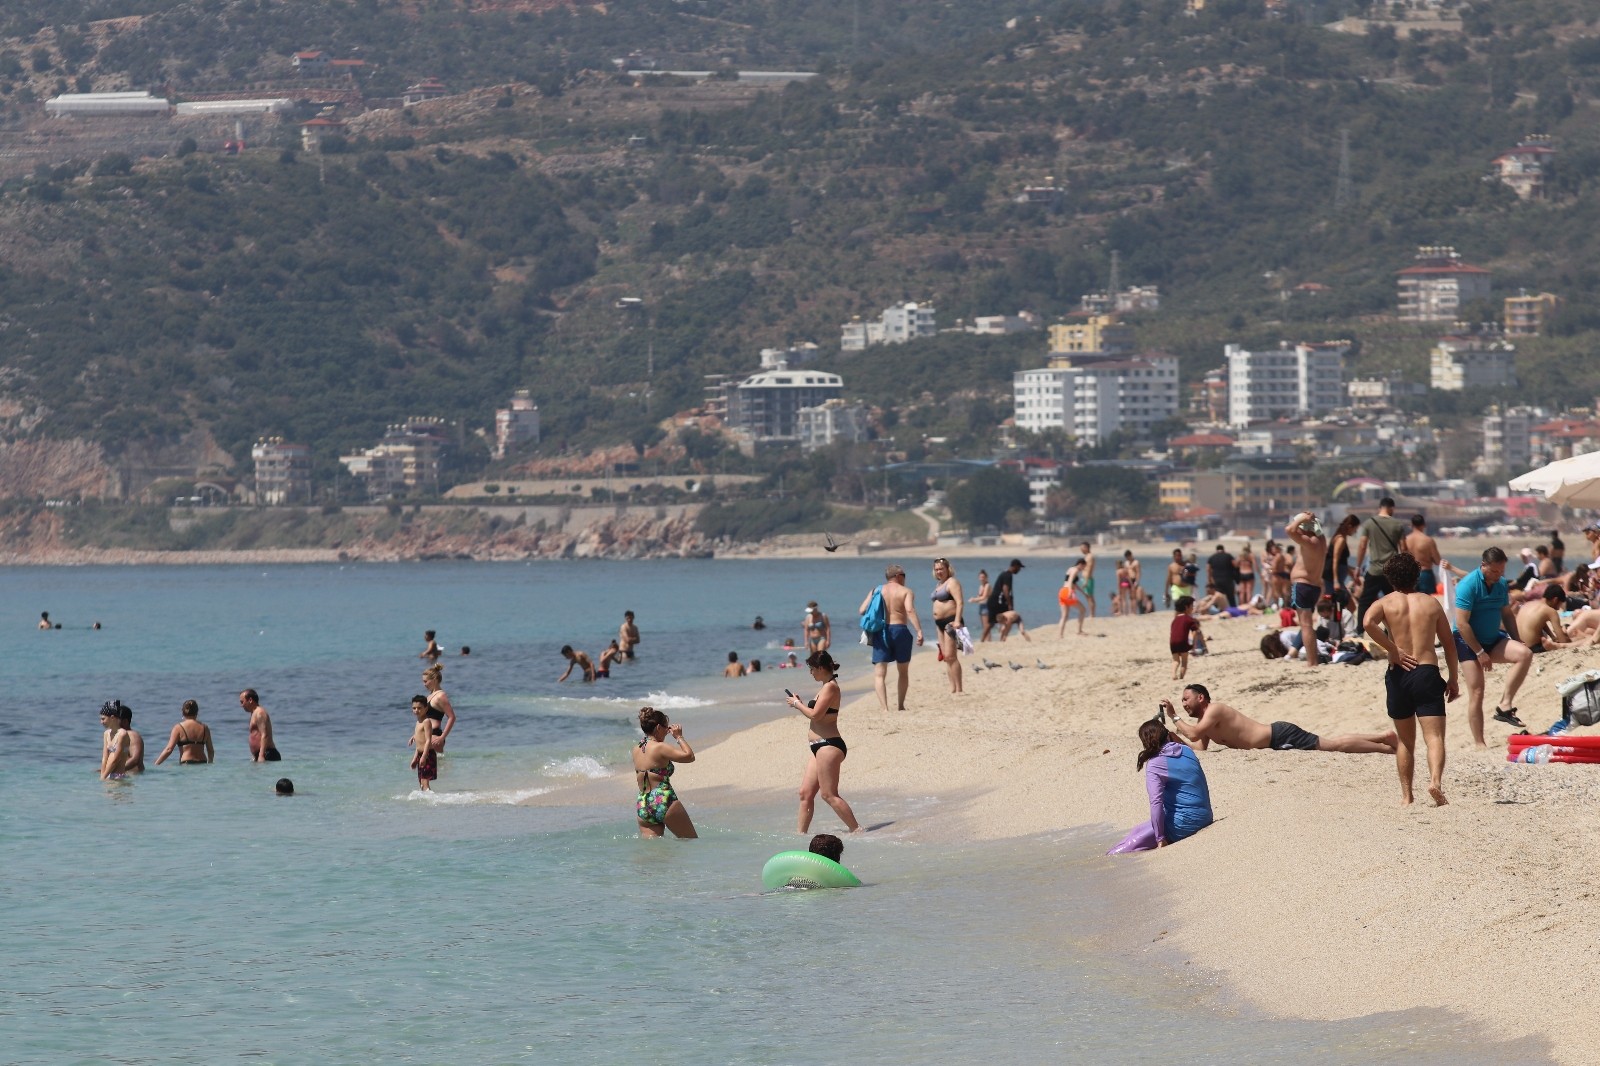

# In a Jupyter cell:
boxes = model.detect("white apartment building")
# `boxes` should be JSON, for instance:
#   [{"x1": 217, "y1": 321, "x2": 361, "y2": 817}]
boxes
[
  {"x1": 797, "y1": 399, "x2": 870, "y2": 452},
  {"x1": 1396, "y1": 246, "x2": 1492, "y2": 322},
  {"x1": 1479, "y1": 404, "x2": 1547, "y2": 474},
  {"x1": 1012, "y1": 353, "x2": 1180, "y2": 446},
  {"x1": 841, "y1": 302, "x2": 936, "y2": 350},
  {"x1": 1430, "y1": 333, "x2": 1516, "y2": 391},
  {"x1": 724, "y1": 368, "x2": 844, "y2": 441},
  {"x1": 1225, "y1": 341, "x2": 1348, "y2": 427},
  {"x1": 492, "y1": 388, "x2": 540, "y2": 459}
]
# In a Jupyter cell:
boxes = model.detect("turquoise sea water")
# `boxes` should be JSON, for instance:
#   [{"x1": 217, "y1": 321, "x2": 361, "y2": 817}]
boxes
[{"x1": 3, "y1": 561, "x2": 1547, "y2": 1062}]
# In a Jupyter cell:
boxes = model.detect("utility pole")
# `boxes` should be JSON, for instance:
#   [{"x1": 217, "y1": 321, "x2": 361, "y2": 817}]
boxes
[
  {"x1": 1108, "y1": 249, "x2": 1120, "y2": 301},
  {"x1": 1334, "y1": 128, "x2": 1352, "y2": 209}
]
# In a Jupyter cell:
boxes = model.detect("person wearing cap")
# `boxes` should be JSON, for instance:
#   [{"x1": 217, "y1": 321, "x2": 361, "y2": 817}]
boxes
[
  {"x1": 1452, "y1": 546, "x2": 1532, "y2": 747},
  {"x1": 1354, "y1": 497, "x2": 1408, "y2": 635},
  {"x1": 99, "y1": 702, "x2": 131, "y2": 779},
  {"x1": 860, "y1": 564, "x2": 923, "y2": 713},
  {"x1": 982, "y1": 559, "x2": 1023, "y2": 642},
  {"x1": 1508, "y1": 548, "x2": 1540, "y2": 593}
]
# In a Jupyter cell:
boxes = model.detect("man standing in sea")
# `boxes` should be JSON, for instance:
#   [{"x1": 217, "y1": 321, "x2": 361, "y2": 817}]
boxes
[{"x1": 240, "y1": 689, "x2": 280, "y2": 762}]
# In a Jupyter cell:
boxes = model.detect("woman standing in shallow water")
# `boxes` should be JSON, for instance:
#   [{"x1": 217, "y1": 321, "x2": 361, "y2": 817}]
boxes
[
  {"x1": 155, "y1": 700, "x2": 213, "y2": 765},
  {"x1": 422, "y1": 663, "x2": 455, "y2": 752},
  {"x1": 632, "y1": 706, "x2": 697, "y2": 838},
  {"x1": 785, "y1": 650, "x2": 860, "y2": 834}
]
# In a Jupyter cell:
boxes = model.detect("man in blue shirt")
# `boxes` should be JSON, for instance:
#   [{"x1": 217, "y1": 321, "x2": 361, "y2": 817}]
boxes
[{"x1": 1453, "y1": 546, "x2": 1531, "y2": 747}]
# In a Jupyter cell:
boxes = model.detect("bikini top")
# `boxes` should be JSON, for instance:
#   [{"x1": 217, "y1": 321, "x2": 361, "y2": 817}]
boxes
[
  {"x1": 806, "y1": 697, "x2": 839, "y2": 715},
  {"x1": 931, "y1": 581, "x2": 955, "y2": 603},
  {"x1": 637, "y1": 738, "x2": 674, "y2": 783},
  {"x1": 174, "y1": 724, "x2": 205, "y2": 747}
]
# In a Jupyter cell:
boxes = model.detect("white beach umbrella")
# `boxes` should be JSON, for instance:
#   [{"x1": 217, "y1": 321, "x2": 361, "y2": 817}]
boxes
[{"x1": 1509, "y1": 450, "x2": 1600, "y2": 508}]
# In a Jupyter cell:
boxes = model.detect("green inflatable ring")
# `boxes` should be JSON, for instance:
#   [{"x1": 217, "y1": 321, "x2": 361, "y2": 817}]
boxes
[{"x1": 761, "y1": 850, "x2": 861, "y2": 890}]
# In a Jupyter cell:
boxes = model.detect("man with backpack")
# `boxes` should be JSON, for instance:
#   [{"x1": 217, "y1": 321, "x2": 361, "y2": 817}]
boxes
[
  {"x1": 1354, "y1": 496, "x2": 1408, "y2": 635},
  {"x1": 860, "y1": 563, "x2": 924, "y2": 713}
]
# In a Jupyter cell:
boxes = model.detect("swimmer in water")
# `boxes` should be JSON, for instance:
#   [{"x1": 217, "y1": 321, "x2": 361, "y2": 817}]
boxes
[
  {"x1": 808, "y1": 833, "x2": 844, "y2": 862},
  {"x1": 409, "y1": 697, "x2": 437, "y2": 791},
  {"x1": 99, "y1": 701, "x2": 130, "y2": 779},
  {"x1": 275, "y1": 778, "x2": 295, "y2": 796},
  {"x1": 119, "y1": 705, "x2": 145, "y2": 773},
  {"x1": 597, "y1": 640, "x2": 621, "y2": 679},
  {"x1": 421, "y1": 663, "x2": 455, "y2": 751},
  {"x1": 155, "y1": 699, "x2": 214, "y2": 765},
  {"x1": 240, "y1": 688, "x2": 280, "y2": 762},
  {"x1": 558, "y1": 645, "x2": 596, "y2": 683},
  {"x1": 723, "y1": 651, "x2": 746, "y2": 678},
  {"x1": 420, "y1": 630, "x2": 442, "y2": 660},
  {"x1": 39, "y1": 611, "x2": 52, "y2": 630}
]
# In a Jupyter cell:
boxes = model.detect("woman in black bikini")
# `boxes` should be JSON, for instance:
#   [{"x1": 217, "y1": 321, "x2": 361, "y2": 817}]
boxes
[
  {"x1": 931, "y1": 557, "x2": 965, "y2": 695},
  {"x1": 154, "y1": 699, "x2": 214, "y2": 765},
  {"x1": 783, "y1": 650, "x2": 860, "y2": 834},
  {"x1": 422, "y1": 663, "x2": 456, "y2": 752}
]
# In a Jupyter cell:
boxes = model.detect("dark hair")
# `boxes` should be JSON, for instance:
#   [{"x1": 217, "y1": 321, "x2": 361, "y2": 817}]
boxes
[
  {"x1": 727, "y1": 650, "x2": 739, "y2": 663},
  {"x1": 1411, "y1": 514, "x2": 1426, "y2": 528},
  {"x1": 1482, "y1": 546, "x2": 1508, "y2": 565},
  {"x1": 119, "y1": 706, "x2": 133, "y2": 724},
  {"x1": 412, "y1": 693, "x2": 428, "y2": 706},
  {"x1": 460, "y1": 646, "x2": 470, "y2": 655},
  {"x1": 806, "y1": 650, "x2": 839, "y2": 675},
  {"x1": 808, "y1": 833, "x2": 844, "y2": 862},
  {"x1": 1536, "y1": 545, "x2": 1549, "y2": 557},
  {"x1": 749, "y1": 659, "x2": 762, "y2": 672},
  {"x1": 624, "y1": 611, "x2": 634, "y2": 619},
  {"x1": 181, "y1": 699, "x2": 199, "y2": 717},
  {"x1": 1136, "y1": 720, "x2": 1170, "y2": 771},
  {"x1": 1174, "y1": 595, "x2": 1194, "y2": 614},
  {"x1": 1384, "y1": 551, "x2": 1420, "y2": 592},
  {"x1": 560, "y1": 645, "x2": 574, "y2": 656},
  {"x1": 424, "y1": 630, "x2": 435, "y2": 639},
  {"x1": 1543, "y1": 583, "x2": 1567, "y2": 601},
  {"x1": 1184, "y1": 683, "x2": 1210, "y2": 702},
  {"x1": 275, "y1": 778, "x2": 294, "y2": 795},
  {"x1": 639, "y1": 706, "x2": 669, "y2": 735},
  {"x1": 1379, "y1": 496, "x2": 1396, "y2": 508},
  {"x1": 1260, "y1": 632, "x2": 1290, "y2": 659},
  {"x1": 241, "y1": 688, "x2": 259, "y2": 703},
  {"x1": 1337, "y1": 514, "x2": 1361, "y2": 535}
]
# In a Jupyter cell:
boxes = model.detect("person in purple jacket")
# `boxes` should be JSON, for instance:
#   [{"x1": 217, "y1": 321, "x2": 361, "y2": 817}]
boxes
[{"x1": 1108, "y1": 718, "x2": 1214, "y2": 854}]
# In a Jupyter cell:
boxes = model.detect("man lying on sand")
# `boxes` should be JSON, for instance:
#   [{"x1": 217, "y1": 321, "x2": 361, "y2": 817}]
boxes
[{"x1": 1161, "y1": 683, "x2": 1396, "y2": 755}]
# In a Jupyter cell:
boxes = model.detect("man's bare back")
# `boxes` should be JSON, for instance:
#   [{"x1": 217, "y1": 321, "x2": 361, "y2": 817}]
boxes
[
  {"x1": 1168, "y1": 698, "x2": 1270, "y2": 750},
  {"x1": 1405, "y1": 530, "x2": 1442, "y2": 569},
  {"x1": 1366, "y1": 591, "x2": 1450, "y2": 669},
  {"x1": 1516, "y1": 601, "x2": 1568, "y2": 649},
  {"x1": 882, "y1": 581, "x2": 916, "y2": 624}
]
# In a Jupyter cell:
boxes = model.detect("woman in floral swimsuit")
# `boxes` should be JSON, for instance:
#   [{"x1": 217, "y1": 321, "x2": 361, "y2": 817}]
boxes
[{"x1": 632, "y1": 706, "x2": 697, "y2": 838}]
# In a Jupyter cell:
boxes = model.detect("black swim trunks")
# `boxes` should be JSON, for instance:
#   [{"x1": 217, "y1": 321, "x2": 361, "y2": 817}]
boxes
[
  {"x1": 1385, "y1": 664, "x2": 1447, "y2": 720},
  {"x1": 263, "y1": 747, "x2": 282, "y2": 762},
  {"x1": 1291, "y1": 582, "x2": 1322, "y2": 611},
  {"x1": 1269, "y1": 721, "x2": 1320, "y2": 751}
]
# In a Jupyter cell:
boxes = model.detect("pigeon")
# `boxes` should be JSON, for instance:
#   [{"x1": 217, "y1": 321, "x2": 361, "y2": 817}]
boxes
[
  {"x1": 1036, "y1": 659, "x2": 1052, "y2": 670},
  {"x1": 971, "y1": 663, "x2": 984, "y2": 673},
  {"x1": 1008, "y1": 661, "x2": 1024, "y2": 671},
  {"x1": 983, "y1": 658, "x2": 1002, "y2": 669},
  {"x1": 823, "y1": 532, "x2": 846, "y2": 553}
]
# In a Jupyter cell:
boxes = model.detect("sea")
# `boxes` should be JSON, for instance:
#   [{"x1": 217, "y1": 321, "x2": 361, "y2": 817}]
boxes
[{"x1": 3, "y1": 559, "x2": 1548, "y2": 1063}]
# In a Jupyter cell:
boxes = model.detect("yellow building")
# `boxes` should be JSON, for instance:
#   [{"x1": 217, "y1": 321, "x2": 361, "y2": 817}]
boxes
[
  {"x1": 1503, "y1": 291, "x2": 1560, "y2": 337},
  {"x1": 1047, "y1": 314, "x2": 1134, "y2": 358},
  {"x1": 1159, "y1": 465, "x2": 1310, "y2": 522}
]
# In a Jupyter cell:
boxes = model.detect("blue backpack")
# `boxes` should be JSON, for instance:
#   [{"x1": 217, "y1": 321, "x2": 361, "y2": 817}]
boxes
[{"x1": 860, "y1": 585, "x2": 887, "y2": 640}]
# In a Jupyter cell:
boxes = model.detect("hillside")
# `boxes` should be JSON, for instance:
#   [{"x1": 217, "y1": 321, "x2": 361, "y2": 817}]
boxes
[{"x1": 2, "y1": 0, "x2": 1600, "y2": 500}]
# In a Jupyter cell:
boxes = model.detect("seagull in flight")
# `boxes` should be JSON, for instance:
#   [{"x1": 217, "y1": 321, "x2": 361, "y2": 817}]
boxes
[{"x1": 823, "y1": 532, "x2": 845, "y2": 553}]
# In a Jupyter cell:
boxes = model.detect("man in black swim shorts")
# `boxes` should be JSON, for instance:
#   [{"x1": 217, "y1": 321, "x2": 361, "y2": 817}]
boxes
[
  {"x1": 1361, "y1": 551, "x2": 1460, "y2": 806},
  {"x1": 1269, "y1": 721, "x2": 1321, "y2": 751}
]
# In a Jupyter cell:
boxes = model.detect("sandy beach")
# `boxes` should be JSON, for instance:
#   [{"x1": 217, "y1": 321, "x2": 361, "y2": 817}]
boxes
[{"x1": 683, "y1": 605, "x2": 1600, "y2": 1063}]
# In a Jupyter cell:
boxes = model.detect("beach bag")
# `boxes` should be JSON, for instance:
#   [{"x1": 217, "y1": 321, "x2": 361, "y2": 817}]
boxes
[
  {"x1": 1559, "y1": 669, "x2": 1600, "y2": 726},
  {"x1": 860, "y1": 585, "x2": 887, "y2": 642}
]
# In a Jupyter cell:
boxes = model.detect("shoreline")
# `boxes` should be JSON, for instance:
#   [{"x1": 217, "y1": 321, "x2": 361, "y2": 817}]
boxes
[
  {"x1": 678, "y1": 610, "x2": 1600, "y2": 1063},
  {"x1": 0, "y1": 532, "x2": 1535, "y2": 566}
]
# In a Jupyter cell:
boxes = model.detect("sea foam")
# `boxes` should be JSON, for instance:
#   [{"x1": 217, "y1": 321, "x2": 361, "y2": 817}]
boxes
[{"x1": 404, "y1": 785, "x2": 554, "y2": 805}]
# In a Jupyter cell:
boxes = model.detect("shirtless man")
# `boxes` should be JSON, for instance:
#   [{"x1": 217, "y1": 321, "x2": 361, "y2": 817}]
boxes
[
  {"x1": 1517, "y1": 583, "x2": 1575, "y2": 652},
  {"x1": 618, "y1": 611, "x2": 640, "y2": 660},
  {"x1": 860, "y1": 563, "x2": 924, "y2": 712},
  {"x1": 239, "y1": 688, "x2": 280, "y2": 762},
  {"x1": 1362, "y1": 552, "x2": 1460, "y2": 806},
  {"x1": 1164, "y1": 549, "x2": 1184, "y2": 608},
  {"x1": 1404, "y1": 515, "x2": 1444, "y2": 595},
  {"x1": 1118, "y1": 550, "x2": 1142, "y2": 616},
  {"x1": 419, "y1": 630, "x2": 442, "y2": 660},
  {"x1": 1162, "y1": 683, "x2": 1395, "y2": 754},
  {"x1": 558, "y1": 645, "x2": 596, "y2": 683},
  {"x1": 1286, "y1": 512, "x2": 1329, "y2": 668},
  {"x1": 119, "y1": 705, "x2": 146, "y2": 773}
]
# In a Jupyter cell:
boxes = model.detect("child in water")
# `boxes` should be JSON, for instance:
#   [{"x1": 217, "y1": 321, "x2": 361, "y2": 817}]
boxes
[{"x1": 409, "y1": 697, "x2": 437, "y2": 791}]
